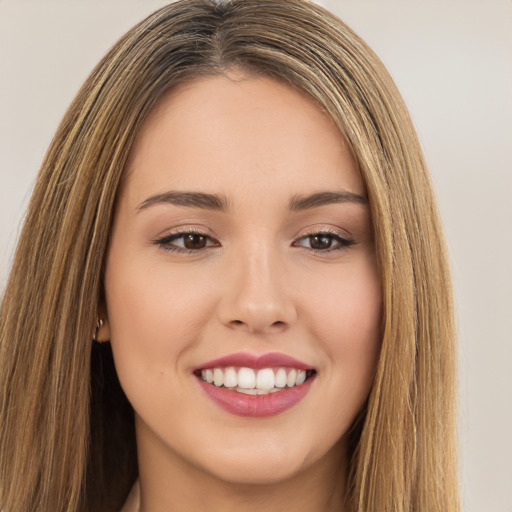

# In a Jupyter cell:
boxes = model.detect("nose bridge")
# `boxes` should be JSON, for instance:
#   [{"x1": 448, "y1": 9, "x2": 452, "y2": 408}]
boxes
[
  {"x1": 242, "y1": 243, "x2": 277, "y2": 300},
  {"x1": 219, "y1": 237, "x2": 296, "y2": 333}
]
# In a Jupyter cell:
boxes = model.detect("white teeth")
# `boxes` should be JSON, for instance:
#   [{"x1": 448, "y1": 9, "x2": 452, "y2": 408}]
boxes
[
  {"x1": 236, "y1": 387, "x2": 282, "y2": 395},
  {"x1": 256, "y1": 368, "x2": 275, "y2": 390},
  {"x1": 237, "y1": 367, "x2": 256, "y2": 389},
  {"x1": 296, "y1": 370, "x2": 307, "y2": 385},
  {"x1": 223, "y1": 367, "x2": 237, "y2": 388},
  {"x1": 200, "y1": 366, "x2": 312, "y2": 391},
  {"x1": 275, "y1": 368, "x2": 287, "y2": 388},
  {"x1": 236, "y1": 387, "x2": 258, "y2": 395},
  {"x1": 286, "y1": 369, "x2": 297, "y2": 387},
  {"x1": 213, "y1": 368, "x2": 224, "y2": 387}
]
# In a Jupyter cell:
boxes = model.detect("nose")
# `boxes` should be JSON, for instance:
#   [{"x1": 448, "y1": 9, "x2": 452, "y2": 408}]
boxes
[{"x1": 216, "y1": 246, "x2": 297, "y2": 334}]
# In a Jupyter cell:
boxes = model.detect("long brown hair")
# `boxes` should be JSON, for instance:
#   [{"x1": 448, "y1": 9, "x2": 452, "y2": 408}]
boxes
[{"x1": 0, "y1": 1, "x2": 459, "y2": 510}]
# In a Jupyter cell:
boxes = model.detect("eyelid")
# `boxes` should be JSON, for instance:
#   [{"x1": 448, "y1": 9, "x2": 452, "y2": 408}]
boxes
[
  {"x1": 153, "y1": 225, "x2": 217, "y2": 242},
  {"x1": 292, "y1": 224, "x2": 353, "y2": 241}
]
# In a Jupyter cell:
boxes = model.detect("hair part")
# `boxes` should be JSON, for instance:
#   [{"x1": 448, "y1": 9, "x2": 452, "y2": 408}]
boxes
[{"x1": 0, "y1": 1, "x2": 459, "y2": 510}]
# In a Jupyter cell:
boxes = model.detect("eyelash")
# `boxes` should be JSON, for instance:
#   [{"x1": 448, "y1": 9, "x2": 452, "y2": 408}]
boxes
[
  {"x1": 153, "y1": 228, "x2": 355, "y2": 255},
  {"x1": 292, "y1": 229, "x2": 356, "y2": 253},
  {"x1": 153, "y1": 228, "x2": 219, "y2": 254}
]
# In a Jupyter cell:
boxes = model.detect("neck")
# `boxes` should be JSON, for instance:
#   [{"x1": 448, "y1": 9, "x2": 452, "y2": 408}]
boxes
[{"x1": 135, "y1": 418, "x2": 349, "y2": 512}]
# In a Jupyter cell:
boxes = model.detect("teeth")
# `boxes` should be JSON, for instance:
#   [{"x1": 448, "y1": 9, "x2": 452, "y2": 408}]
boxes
[
  {"x1": 256, "y1": 368, "x2": 274, "y2": 390},
  {"x1": 286, "y1": 369, "x2": 297, "y2": 388},
  {"x1": 232, "y1": 387, "x2": 285, "y2": 395},
  {"x1": 275, "y1": 368, "x2": 287, "y2": 388},
  {"x1": 237, "y1": 367, "x2": 256, "y2": 389},
  {"x1": 223, "y1": 367, "x2": 237, "y2": 388},
  {"x1": 236, "y1": 387, "x2": 258, "y2": 395},
  {"x1": 200, "y1": 366, "x2": 312, "y2": 391},
  {"x1": 296, "y1": 370, "x2": 307, "y2": 385},
  {"x1": 213, "y1": 368, "x2": 224, "y2": 387}
]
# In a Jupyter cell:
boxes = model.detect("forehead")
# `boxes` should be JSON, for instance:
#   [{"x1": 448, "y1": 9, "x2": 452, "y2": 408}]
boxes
[{"x1": 123, "y1": 72, "x2": 364, "y2": 205}]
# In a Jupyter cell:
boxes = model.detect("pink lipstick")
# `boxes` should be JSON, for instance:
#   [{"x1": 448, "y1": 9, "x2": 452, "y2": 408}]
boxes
[
  {"x1": 193, "y1": 352, "x2": 316, "y2": 417},
  {"x1": 193, "y1": 351, "x2": 311, "y2": 371}
]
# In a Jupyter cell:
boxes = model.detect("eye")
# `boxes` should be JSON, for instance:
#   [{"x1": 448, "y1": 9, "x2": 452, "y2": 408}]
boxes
[
  {"x1": 154, "y1": 230, "x2": 219, "y2": 253},
  {"x1": 293, "y1": 230, "x2": 355, "y2": 253}
]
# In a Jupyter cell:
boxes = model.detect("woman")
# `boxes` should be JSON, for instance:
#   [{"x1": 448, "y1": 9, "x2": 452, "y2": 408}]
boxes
[{"x1": 0, "y1": 1, "x2": 459, "y2": 511}]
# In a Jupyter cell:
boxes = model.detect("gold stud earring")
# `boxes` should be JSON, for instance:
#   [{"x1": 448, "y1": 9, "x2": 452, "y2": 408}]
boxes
[{"x1": 93, "y1": 318, "x2": 104, "y2": 343}]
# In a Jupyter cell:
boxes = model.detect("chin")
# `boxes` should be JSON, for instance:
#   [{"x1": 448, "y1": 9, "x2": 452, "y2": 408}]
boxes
[
  {"x1": 191, "y1": 436, "x2": 327, "y2": 486},
  {"x1": 203, "y1": 456, "x2": 308, "y2": 486}
]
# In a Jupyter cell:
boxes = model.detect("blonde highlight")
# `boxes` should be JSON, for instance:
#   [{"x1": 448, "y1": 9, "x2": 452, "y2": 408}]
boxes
[{"x1": 0, "y1": 1, "x2": 459, "y2": 510}]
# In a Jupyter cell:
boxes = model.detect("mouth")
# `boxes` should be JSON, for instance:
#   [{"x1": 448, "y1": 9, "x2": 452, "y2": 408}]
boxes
[
  {"x1": 193, "y1": 366, "x2": 316, "y2": 395},
  {"x1": 193, "y1": 352, "x2": 316, "y2": 417}
]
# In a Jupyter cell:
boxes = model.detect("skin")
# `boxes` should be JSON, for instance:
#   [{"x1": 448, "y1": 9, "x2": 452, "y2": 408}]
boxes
[{"x1": 102, "y1": 72, "x2": 382, "y2": 512}]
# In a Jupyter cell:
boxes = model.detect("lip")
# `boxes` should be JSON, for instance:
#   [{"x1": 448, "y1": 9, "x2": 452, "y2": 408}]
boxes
[
  {"x1": 196, "y1": 376, "x2": 315, "y2": 417},
  {"x1": 193, "y1": 351, "x2": 313, "y2": 371},
  {"x1": 193, "y1": 351, "x2": 315, "y2": 417}
]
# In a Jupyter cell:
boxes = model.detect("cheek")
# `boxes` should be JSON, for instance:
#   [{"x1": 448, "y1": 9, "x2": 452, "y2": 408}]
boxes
[
  {"x1": 307, "y1": 254, "x2": 382, "y2": 348},
  {"x1": 305, "y1": 255, "x2": 382, "y2": 410},
  {"x1": 104, "y1": 255, "x2": 216, "y2": 382}
]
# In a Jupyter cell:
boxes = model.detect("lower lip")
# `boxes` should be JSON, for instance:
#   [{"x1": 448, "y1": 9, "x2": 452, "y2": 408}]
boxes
[{"x1": 196, "y1": 377, "x2": 314, "y2": 417}]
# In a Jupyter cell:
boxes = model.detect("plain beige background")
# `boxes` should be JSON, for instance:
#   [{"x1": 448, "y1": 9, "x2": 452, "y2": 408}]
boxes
[{"x1": 1, "y1": 1, "x2": 511, "y2": 511}]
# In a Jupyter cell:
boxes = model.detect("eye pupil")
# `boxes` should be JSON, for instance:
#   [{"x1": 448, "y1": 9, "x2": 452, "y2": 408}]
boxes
[
  {"x1": 310, "y1": 235, "x2": 332, "y2": 250},
  {"x1": 184, "y1": 233, "x2": 207, "y2": 249}
]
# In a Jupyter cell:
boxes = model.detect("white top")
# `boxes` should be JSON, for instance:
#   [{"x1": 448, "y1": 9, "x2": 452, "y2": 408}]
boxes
[{"x1": 119, "y1": 480, "x2": 140, "y2": 512}]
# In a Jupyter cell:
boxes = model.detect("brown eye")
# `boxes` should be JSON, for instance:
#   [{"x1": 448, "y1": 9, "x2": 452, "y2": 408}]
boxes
[
  {"x1": 155, "y1": 231, "x2": 218, "y2": 253},
  {"x1": 309, "y1": 234, "x2": 333, "y2": 250},
  {"x1": 183, "y1": 233, "x2": 207, "y2": 249},
  {"x1": 293, "y1": 231, "x2": 355, "y2": 253}
]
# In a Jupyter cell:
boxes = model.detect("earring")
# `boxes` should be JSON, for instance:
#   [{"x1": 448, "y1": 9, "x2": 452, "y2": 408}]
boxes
[{"x1": 92, "y1": 318, "x2": 105, "y2": 343}]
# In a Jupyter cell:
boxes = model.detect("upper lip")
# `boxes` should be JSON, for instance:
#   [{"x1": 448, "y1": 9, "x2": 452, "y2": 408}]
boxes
[{"x1": 193, "y1": 351, "x2": 313, "y2": 371}]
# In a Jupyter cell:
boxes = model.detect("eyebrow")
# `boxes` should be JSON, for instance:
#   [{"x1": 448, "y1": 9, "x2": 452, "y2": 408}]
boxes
[
  {"x1": 137, "y1": 191, "x2": 230, "y2": 212},
  {"x1": 136, "y1": 189, "x2": 367, "y2": 213},
  {"x1": 288, "y1": 191, "x2": 367, "y2": 211}
]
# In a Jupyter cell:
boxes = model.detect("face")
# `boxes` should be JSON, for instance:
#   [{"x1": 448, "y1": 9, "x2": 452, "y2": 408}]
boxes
[{"x1": 103, "y1": 73, "x2": 381, "y2": 486}]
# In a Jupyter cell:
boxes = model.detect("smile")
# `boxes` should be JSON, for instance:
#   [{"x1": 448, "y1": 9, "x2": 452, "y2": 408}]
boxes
[
  {"x1": 193, "y1": 352, "x2": 316, "y2": 417},
  {"x1": 196, "y1": 367, "x2": 314, "y2": 394}
]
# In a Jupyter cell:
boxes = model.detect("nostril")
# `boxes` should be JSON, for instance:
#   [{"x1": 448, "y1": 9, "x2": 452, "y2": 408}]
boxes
[
  {"x1": 229, "y1": 320, "x2": 249, "y2": 330},
  {"x1": 226, "y1": 317, "x2": 291, "y2": 334}
]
